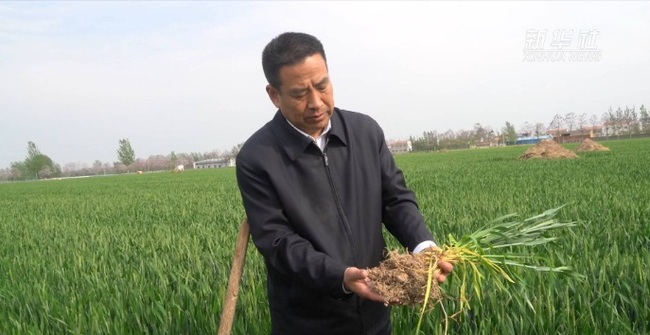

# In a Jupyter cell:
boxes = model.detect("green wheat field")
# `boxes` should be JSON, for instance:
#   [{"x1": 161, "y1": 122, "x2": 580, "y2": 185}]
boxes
[{"x1": 1, "y1": 138, "x2": 648, "y2": 334}]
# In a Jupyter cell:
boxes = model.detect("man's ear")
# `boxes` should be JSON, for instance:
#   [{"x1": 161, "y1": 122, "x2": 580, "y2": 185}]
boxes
[{"x1": 266, "y1": 85, "x2": 281, "y2": 109}]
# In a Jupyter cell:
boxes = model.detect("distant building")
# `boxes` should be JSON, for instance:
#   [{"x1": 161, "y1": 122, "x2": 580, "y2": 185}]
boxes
[
  {"x1": 547, "y1": 125, "x2": 607, "y2": 143},
  {"x1": 516, "y1": 134, "x2": 553, "y2": 145},
  {"x1": 547, "y1": 126, "x2": 603, "y2": 138},
  {"x1": 193, "y1": 157, "x2": 235, "y2": 169},
  {"x1": 476, "y1": 136, "x2": 503, "y2": 147},
  {"x1": 387, "y1": 140, "x2": 412, "y2": 154},
  {"x1": 602, "y1": 121, "x2": 632, "y2": 137}
]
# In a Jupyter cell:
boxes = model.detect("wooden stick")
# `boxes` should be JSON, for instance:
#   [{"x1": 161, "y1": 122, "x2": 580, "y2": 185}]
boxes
[{"x1": 218, "y1": 219, "x2": 251, "y2": 335}]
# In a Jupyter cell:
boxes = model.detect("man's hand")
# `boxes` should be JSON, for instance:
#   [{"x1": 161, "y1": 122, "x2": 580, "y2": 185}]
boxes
[
  {"x1": 343, "y1": 267, "x2": 385, "y2": 303},
  {"x1": 436, "y1": 259, "x2": 454, "y2": 283},
  {"x1": 423, "y1": 247, "x2": 454, "y2": 283}
]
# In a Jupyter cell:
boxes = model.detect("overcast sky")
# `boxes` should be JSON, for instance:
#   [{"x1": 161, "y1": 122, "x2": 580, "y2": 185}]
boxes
[{"x1": 1, "y1": 1, "x2": 648, "y2": 168}]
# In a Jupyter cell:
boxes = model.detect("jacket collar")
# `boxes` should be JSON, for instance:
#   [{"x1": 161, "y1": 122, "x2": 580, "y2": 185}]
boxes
[{"x1": 271, "y1": 108, "x2": 348, "y2": 162}]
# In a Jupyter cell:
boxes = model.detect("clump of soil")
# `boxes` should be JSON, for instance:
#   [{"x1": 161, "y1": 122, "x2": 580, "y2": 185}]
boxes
[
  {"x1": 519, "y1": 139, "x2": 578, "y2": 160},
  {"x1": 576, "y1": 138, "x2": 610, "y2": 152},
  {"x1": 368, "y1": 250, "x2": 442, "y2": 306}
]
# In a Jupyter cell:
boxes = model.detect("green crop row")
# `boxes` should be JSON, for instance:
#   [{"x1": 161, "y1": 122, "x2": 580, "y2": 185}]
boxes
[{"x1": 1, "y1": 138, "x2": 648, "y2": 334}]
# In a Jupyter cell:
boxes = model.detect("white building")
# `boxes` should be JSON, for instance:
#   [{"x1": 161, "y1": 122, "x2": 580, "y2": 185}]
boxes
[
  {"x1": 386, "y1": 140, "x2": 412, "y2": 154},
  {"x1": 193, "y1": 157, "x2": 235, "y2": 169}
]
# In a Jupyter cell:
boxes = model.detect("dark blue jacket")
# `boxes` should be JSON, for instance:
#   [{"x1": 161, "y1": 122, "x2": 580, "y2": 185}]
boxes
[{"x1": 236, "y1": 108, "x2": 434, "y2": 334}]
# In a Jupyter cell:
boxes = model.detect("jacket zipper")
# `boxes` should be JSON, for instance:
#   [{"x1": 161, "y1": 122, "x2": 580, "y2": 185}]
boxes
[
  {"x1": 321, "y1": 144, "x2": 365, "y2": 333},
  {"x1": 321, "y1": 150, "x2": 358, "y2": 264}
]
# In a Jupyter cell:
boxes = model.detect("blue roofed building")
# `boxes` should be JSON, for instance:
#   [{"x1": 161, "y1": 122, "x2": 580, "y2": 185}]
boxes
[{"x1": 516, "y1": 134, "x2": 553, "y2": 145}]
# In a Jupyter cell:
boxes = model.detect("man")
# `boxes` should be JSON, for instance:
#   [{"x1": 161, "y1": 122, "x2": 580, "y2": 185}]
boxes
[{"x1": 236, "y1": 32, "x2": 453, "y2": 335}]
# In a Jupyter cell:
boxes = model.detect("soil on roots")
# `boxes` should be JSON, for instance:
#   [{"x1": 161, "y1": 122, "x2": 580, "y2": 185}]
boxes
[
  {"x1": 519, "y1": 139, "x2": 579, "y2": 160},
  {"x1": 576, "y1": 138, "x2": 610, "y2": 152},
  {"x1": 367, "y1": 250, "x2": 442, "y2": 306}
]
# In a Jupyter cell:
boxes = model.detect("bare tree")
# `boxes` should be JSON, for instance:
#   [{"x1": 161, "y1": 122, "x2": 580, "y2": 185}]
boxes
[
  {"x1": 520, "y1": 122, "x2": 533, "y2": 136},
  {"x1": 564, "y1": 113, "x2": 576, "y2": 132},
  {"x1": 534, "y1": 122, "x2": 545, "y2": 137},
  {"x1": 549, "y1": 114, "x2": 564, "y2": 136},
  {"x1": 577, "y1": 113, "x2": 588, "y2": 135},
  {"x1": 589, "y1": 114, "x2": 599, "y2": 128}
]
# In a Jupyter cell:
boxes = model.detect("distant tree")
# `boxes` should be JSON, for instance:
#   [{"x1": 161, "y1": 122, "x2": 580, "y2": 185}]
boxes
[
  {"x1": 61, "y1": 162, "x2": 78, "y2": 177},
  {"x1": 39, "y1": 165, "x2": 53, "y2": 179},
  {"x1": 608, "y1": 106, "x2": 630, "y2": 137},
  {"x1": 503, "y1": 121, "x2": 518, "y2": 145},
  {"x1": 472, "y1": 123, "x2": 489, "y2": 144},
  {"x1": 410, "y1": 131, "x2": 438, "y2": 152},
  {"x1": 564, "y1": 112, "x2": 576, "y2": 132},
  {"x1": 27, "y1": 141, "x2": 40, "y2": 159},
  {"x1": 534, "y1": 122, "x2": 545, "y2": 137},
  {"x1": 589, "y1": 114, "x2": 599, "y2": 128},
  {"x1": 114, "y1": 162, "x2": 128, "y2": 174},
  {"x1": 230, "y1": 143, "x2": 244, "y2": 157},
  {"x1": 92, "y1": 160, "x2": 104, "y2": 175},
  {"x1": 438, "y1": 129, "x2": 457, "y2": 150},
  {"x1": 623, "y1": 105, "x2": 639, "y2": 135},
  {"x1": 520, "y1": 122, "x2": 533, "y2": 136},
  {"x1": 577, "y1": 113, "x2": 588, "y2": 134},
  {"x1": 549, "y1": 114, "x2": 563, "y2": 135},
  {"x1": 457, "y1": 129, "x2": 474, "y2": 147},
  {"x1": 23, "y1": 141, "x2": 60, "y2": 179},
  {"x1": 640, "y1": 105, "x2": 650, "y2": 134},
  {"x1": 25, "y1": 141, "x2": 42, "y2": 179},
  {"x1": 9, "y1": 161, "x2": 27, "y2": 181},
  {"x1": 117, "y1": 139, "x2": 135, "y2": 168},
  {"x1": 145, "y1": 154, "x2": 169, "y2": 171}
]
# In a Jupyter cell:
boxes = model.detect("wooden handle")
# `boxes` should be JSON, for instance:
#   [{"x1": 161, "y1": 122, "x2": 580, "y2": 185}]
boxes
[{"x1": 218, "y1": 219, "x2": 251, "y2": 335}]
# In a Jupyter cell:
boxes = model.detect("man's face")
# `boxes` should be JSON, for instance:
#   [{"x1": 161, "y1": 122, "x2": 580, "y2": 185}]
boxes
[{"x1": 266, "y1": 53, "x2": 335, "y2": 139}]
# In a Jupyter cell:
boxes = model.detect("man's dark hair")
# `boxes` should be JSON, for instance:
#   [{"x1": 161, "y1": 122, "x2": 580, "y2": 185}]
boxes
[{"x1": 262, "y1": 32, "x2": 327, "y2": 89}]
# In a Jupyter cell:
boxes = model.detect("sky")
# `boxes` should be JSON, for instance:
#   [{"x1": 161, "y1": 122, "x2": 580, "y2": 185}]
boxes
[{"x1": 1, "y1": 1, "x2": 649, "y2": 169}]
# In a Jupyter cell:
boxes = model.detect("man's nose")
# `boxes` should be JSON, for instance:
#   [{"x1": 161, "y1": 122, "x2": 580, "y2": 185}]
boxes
[{"x1": 306, "y1": 90, "x2": 323, "y2": 110}]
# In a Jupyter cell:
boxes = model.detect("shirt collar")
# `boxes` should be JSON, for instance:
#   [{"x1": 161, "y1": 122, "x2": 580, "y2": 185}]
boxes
[
  {"x1": 285, "y1": 119, "x2": 331, "y2": 151},
  {"x1": 270, "y1": 108, "x2": 348, "y2": 162}
]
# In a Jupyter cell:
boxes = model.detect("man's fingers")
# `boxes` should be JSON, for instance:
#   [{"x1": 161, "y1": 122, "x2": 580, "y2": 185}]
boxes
[
  {"x1": 438, "y1": 260, "x2": 454, "y2": 273},
  {"x1": 435, "y1": 260, "x2": 454, "y2": 283},
  {"x1": 436, "y1": 273, "x2": 449, "y2": 283},
  {"x1": 358, "y1": 285, "x2": 385, "y2": 302},
  {"x1": 345, "y1": 267, "x2": 368, "y2": 281}
]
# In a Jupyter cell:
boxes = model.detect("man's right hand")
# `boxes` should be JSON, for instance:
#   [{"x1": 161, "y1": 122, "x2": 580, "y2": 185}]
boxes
[{"x1": 343, "y1": 267, "x2": 385, "y2": 303}]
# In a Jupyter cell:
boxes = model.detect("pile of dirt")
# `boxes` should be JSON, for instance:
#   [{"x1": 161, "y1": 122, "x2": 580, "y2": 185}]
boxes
[
  {"x1": 519, "y1": 140, "x2": 578, "y2": 160},
  {"x1": 368, "y1": 250, "x2": 442, "y2": 306},
  {"x1": 576, "y1": 138, "x2": 610, "y2": 152}
]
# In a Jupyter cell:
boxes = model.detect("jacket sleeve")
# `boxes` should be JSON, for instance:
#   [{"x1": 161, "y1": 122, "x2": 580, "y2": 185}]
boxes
[
  {"x1": 375, "y1": 124, "x2": 435, "y2": 251},
  {"x1": 236, "y1": 153, "x2": 350, "y2": 299}
]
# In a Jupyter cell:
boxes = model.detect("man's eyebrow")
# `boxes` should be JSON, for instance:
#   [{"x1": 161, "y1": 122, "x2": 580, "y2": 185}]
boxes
[
  {"x1": 315, "y1": 77, "x2": 330, "y2": 87},
  {"x1": 289, "y1": 87, "x2": 308, "y2": 95},
  {"x1": 288, "y1": 77, "x2": 329, "y2": 95}
]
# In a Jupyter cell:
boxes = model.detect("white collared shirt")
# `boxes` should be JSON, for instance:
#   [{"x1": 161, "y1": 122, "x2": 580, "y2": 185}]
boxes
[{"x1": 285, "y1": 119, "x2": 331, "y2": 152}]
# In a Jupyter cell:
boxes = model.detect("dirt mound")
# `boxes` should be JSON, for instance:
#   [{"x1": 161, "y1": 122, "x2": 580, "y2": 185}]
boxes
[
  {"x1": 368, "y1": 250, "x2": 442, "y2": 306},
  {"x1": 576, "y1": 138, "x2": 610, "y2": 152},
  {"x1": 519, "y1": 140, "x2": 578, "y2": 160}
]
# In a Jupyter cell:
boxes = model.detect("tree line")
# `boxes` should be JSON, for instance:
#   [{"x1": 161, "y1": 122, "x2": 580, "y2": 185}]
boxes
[
  {"x1": 410, "y1": 105, "x2": 649, "y2": 151},
  {"x1": 2, "y1": 105, "x2": 648, "y2": 182},
  {"x1": 0, "y1": 139, "x2": 243, "y2": 182}
]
